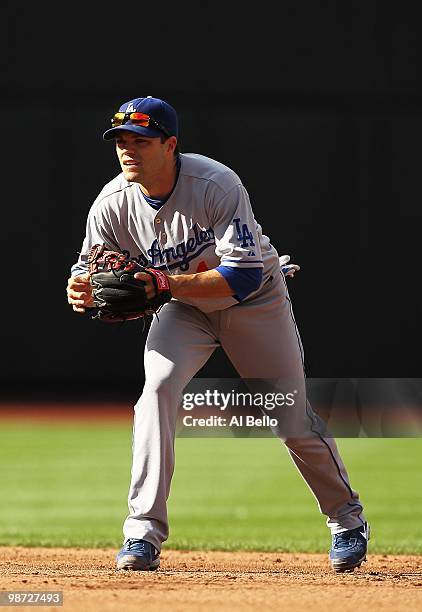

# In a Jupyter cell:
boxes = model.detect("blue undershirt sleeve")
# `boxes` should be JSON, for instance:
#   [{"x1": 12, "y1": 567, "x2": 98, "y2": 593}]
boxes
[{"x1": 216, "y1": 266, "x2": 263, "y2": 302}]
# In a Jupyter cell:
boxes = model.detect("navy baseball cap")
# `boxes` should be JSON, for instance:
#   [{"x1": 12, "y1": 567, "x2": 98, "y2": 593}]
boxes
[{"x1": 103, "y1": 96, "x2": 178, "y2": 141}]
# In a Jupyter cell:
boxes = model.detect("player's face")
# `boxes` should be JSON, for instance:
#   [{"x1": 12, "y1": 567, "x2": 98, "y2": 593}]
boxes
[{"x1": 114, "y1": 131, "x2": 173, "y2": 183}]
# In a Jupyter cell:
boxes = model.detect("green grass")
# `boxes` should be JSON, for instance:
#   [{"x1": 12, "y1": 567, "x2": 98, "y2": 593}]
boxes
[{"x1": 0, "y1": 421, "x2": 421, "y2": 553}]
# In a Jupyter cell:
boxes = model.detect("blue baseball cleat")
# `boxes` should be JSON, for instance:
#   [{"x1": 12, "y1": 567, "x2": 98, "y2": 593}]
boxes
[
  {"x1": 329, "y1": 523, "x2": 370, "y2": 573},
  {"x1": 116, "y1": 538, "x2": 160, "y2": 571}
]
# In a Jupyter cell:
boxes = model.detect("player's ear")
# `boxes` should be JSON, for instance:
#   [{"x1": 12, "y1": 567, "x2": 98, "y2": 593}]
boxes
[{"x1": 166, "y1": 136, "x2": 177, "y2": 154}]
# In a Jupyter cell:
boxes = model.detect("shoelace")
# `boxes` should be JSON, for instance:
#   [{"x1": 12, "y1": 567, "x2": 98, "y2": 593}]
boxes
[
  {"x1": 125, "y1": 539, "x2": 148, "y2": 552},
  {"x1": 332, "y1": 529, "x2": 361, "y2": 550}
]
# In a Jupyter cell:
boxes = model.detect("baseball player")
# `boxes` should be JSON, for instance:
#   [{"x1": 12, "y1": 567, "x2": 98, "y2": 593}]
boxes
[{"x1": 66, "y1": 96, "x2": 370, "y2": 573}]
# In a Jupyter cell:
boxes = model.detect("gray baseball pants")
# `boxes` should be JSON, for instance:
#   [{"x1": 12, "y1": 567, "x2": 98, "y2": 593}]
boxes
[{"x1": 122, "y1": 274, "x2": 366, "y2": 551}]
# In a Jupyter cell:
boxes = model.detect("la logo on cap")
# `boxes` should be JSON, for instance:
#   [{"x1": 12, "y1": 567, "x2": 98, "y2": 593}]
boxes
[{"x1": 126, "y1": 103, "x2": 136, "y2": 112}]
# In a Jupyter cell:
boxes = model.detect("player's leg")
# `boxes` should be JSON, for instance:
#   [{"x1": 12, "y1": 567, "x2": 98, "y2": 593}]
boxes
[
  {"x1": 219, "y1": 274, "x2": 367, "y2": 539},
  {"x1": 121, "y1": 302, "x2": 219, "y2": 555}
]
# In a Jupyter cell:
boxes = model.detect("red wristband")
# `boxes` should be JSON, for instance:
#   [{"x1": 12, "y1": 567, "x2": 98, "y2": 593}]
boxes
[{"x1": 148, "y1": 269, "x2": 171, "y2": 293}]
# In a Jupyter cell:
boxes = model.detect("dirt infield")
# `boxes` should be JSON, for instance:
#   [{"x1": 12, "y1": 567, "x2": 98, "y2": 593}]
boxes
[
  {"x1": 0, "y1": 403, "x2": 133, "y2": 422},
  {"x1": 1, "y1": 548, "x2": 421, "y2": 611}
]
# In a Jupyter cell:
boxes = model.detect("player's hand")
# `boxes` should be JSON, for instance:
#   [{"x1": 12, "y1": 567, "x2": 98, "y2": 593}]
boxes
[
  {"x1": 134, "y1": 271, "x2": 156, "y2": 300},
  {"x1": 66, "y1": 273, "x2": 94, "y2": 313}
]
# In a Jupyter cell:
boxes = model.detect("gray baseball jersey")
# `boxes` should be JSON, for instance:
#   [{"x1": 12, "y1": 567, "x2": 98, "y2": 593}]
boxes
[{"x1": 72, "y1": 153, "x2": 280, "y2": 312}]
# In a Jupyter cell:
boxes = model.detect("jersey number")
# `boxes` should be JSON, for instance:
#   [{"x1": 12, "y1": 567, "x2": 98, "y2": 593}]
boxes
[{"x1": 196, "y1": 261, "x2": 209, "y2": 273}]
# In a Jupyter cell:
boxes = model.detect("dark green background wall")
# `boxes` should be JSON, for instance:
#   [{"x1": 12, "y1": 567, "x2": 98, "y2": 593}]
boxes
[{"x1": 2, "y1": 2, "x2": 421, "y2": 399}]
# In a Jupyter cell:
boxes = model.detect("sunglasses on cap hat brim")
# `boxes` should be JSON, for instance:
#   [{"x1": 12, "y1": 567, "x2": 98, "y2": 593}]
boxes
[{"x1": 110, "y1": 111, "x2": 172, "y2": 137}]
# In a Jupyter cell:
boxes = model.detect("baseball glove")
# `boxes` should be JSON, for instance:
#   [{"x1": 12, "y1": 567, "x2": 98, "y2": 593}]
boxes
[{"x1": 87, "y1": 244, "x2": 172, "y2": 323}]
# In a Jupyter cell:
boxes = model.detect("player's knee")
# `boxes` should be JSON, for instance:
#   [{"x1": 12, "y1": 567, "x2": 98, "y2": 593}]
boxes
[{"x1": 140, "y1": 377, "x2": 181, "y2": 402}]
